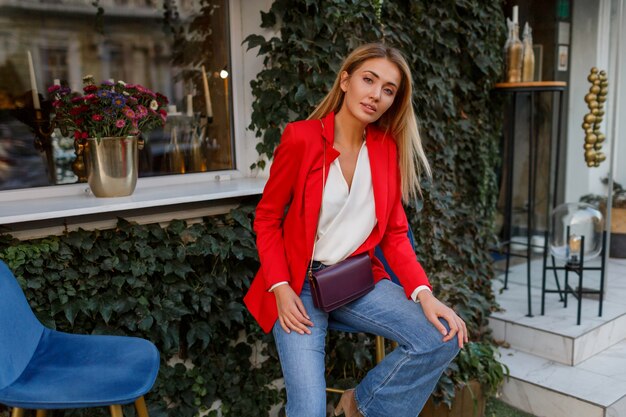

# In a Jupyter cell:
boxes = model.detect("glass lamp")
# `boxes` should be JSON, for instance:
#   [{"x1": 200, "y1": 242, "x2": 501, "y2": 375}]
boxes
[{"x1": 549, "y1": 202, "x2": 604, "y2": 264}]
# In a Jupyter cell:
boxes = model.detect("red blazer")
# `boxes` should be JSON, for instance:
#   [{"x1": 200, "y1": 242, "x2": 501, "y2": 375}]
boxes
[{"x1": 244, "y1": 112, "x2": 431, "y2": 333}]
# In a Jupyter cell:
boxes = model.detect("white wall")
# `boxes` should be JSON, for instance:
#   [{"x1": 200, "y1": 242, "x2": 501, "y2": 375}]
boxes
[
  {"x1": 233, "y1": 0, "x2": 276, "y2": 177},
  {"x1": 608, "y1": 0, "x2": 625, "y2": 194},
  {"x1": 565, "y1": 0, "x2": 610, "y2": 202},
  {"x1": 565, "y1": 0, "x2": 624, "y2": 202}
]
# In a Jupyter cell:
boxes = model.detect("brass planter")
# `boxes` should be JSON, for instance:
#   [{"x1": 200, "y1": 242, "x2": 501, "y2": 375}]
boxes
[
  {"x1": 84, "y1": 136, "x2": 138, "y2": 197},
  {"x1": 420, "y1": 380, "x2": 485, "y2": 417}
]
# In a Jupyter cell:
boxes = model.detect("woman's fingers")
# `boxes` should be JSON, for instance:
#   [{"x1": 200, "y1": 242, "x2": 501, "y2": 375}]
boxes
[
  {"x1": 429, "y1": 314, "x2": 449, "y2": 337},
  {"x1": 279, "y1": 316, "x2": 291, "y2": 334},
  {"x1": 295, "y1": 297, "x2": 314, "y2": 326},
  {"x1": 285, "y1": 297, "x2": 312, "y2": 334},
  {"x1": 459, "y1": 316, "x2": 469, "y2": 343},
  {"x1": 444, "y1": 312, "x2": 465, "y2": 348},
  {"x1": 442, "y1": 311, "x2": 459, "y2": 342},
  {"x1": 452, "y1": 316, "x2": 466, "y2": 348},
  {"x1": 454, "y1": 314, "x2": 468, "y2": 344},
  {"x1": 284, "y1": 310, "x2": 312, "y2": 335},
  {"x1": 274, "y1": 285, "x2": 313, "y2": 334},
  {"x1": 443, "y1": 313, "x2": 467, "y2": 348},
  {"x1": 422, "y1": 295, "x2": 468, "y2": 348}
]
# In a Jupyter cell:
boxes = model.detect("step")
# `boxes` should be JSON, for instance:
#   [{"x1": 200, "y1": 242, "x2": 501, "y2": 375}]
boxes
[
  {"x1": 498, "y1": 342, "x2": 626, "y2": 417},
  {"x1": 490, "y1": 258, "x2": 626, "y2": 365}
]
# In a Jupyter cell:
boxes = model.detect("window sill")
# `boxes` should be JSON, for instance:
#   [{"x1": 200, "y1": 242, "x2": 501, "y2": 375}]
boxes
[{"x1": 0, "y1": 174, "x2": 266, "y2": 226}]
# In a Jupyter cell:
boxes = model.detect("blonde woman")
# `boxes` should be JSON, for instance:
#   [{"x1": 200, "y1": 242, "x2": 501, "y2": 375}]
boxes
[{"x1": 244, "y1": 43, "x2": 467, "y2": 417}]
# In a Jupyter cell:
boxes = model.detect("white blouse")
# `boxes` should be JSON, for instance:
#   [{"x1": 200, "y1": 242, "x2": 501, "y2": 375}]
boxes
[
  {"x1": 269, "y1": 140, "x2": 430, "y2": 302},
  {"x1": 313, "y1": 141, "x2": 376, "y2": 265}
]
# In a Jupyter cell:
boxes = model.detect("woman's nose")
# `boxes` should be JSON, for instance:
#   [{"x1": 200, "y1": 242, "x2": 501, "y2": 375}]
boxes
[{"x1": 370, "y1": 88, "x2": 381, "y2": 101}]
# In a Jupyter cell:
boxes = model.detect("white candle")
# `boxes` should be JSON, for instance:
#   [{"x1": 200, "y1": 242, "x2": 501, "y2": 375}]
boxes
[
  {"x1": 201, "y1": 65, "x2": 213, "y2": 119},
  {"x1": 186, "y1": 94, "x2": 193, "y2": 116},
  {"x1": 512, "y1": 5, "x2": 519, "y2": 24},
  {"x1": 569, "y1": 235, "x2": 581, "y2": 254},
  {"x1": 27, "y1": 50, "x2": 41, "y2": 110},
  {"x1": 53, "y1": 79, "x2": 60, "y2": 86}
]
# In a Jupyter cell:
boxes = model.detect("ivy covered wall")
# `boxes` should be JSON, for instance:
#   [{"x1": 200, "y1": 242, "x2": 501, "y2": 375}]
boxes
[{"x1": 0, "y1": 1, "x2": 506, "y2": 416}]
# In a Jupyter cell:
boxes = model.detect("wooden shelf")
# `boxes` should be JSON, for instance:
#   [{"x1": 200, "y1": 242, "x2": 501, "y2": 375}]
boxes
[{"x1": 495, "y1": 81, "x2": 567, "y2": 89}]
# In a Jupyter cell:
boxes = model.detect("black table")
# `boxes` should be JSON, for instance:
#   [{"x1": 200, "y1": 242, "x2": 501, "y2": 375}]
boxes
[{"x1": 495, "y1": 81, "x2": 567, "y2": 317}]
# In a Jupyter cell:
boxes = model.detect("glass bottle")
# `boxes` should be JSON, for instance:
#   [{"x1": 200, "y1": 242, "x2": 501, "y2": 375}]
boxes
[
  {"x1": 168, "y1": 127, "x2": 186, "y2": 174},
  {"x1": 504, "y1": 18, "x2": 523, "y2": 83},
  {"x1": 522, "y1": 22, "x2": 535, "y2": 82}
]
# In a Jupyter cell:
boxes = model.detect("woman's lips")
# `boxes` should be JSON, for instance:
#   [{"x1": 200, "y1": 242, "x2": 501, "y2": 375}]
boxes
[{"x1": 361, "y1": 102, "x2": 377, "y2": 114}]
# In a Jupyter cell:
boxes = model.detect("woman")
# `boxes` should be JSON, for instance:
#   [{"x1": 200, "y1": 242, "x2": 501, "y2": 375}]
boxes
[{"x1": 244, "y1": 43, "x2": 467, "y2": 417}]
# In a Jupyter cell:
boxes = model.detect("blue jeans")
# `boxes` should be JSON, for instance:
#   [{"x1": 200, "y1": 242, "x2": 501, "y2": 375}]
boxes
[{"x1": 272, "y1": 273, "x2": 460, "y2": 417}]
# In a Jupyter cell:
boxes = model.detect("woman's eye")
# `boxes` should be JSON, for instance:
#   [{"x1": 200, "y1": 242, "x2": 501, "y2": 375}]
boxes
[
  {"x1": 363, "y1": 77, "x2": 373, "y2": 84},
  {"x1": 384, "y1": 88, "x2": 395, "y2": 96}
]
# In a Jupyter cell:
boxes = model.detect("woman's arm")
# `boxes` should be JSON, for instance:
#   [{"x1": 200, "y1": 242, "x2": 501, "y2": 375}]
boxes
[
  {"x1": 378, "y1": 192, "x2": 431, "y2": 291},
  {"x1": 254, "y1": 123, "x2": 302, "y2": 290},
  {"x1": 379, "y1": 160, "x2": 468, "y2": 348},
  {"x1": 377, "y1": 157, "x2": 431, "y2": 293},
  {"x1": 254, "y1": 123, "x2": 315, "y2": 335}
]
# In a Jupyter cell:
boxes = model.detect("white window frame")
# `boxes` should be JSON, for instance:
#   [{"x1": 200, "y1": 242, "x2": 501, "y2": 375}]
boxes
[{"x1": 0, "y1": 0, "x2": 271, "y2": 229}]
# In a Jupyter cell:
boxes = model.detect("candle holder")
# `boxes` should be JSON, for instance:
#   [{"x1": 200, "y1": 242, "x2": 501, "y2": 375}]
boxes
[
  {"x1": 12, "y1": 93, "x2": 89, "y2": 184},
  {"x1": 541, "y1": 202, "x2": 606, "y2": 325},
  {"x1": 11, "y1": 94, "x2": 60, "y2": 184},
  {"x1": 71, "y1": 138, "x2": 88, "y2": 183},
  {"x1": 32, "y1": 110, "x2": 54, "y2": 148}
]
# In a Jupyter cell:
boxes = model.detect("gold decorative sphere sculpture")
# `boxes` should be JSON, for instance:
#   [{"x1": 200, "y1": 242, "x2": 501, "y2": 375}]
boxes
[{"x1": 583, "y1": 68, "x2": 608, "y2": 167}]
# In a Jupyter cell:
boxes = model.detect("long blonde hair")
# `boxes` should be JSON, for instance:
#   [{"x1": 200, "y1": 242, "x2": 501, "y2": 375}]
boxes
[{"x1": 308, "y1": 43, "x2": 431, "y2": 202}]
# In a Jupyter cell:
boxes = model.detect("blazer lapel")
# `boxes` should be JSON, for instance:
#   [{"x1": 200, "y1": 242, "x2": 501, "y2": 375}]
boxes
[
  {"x1": 303, "y1": 113, "x2": 339, "y2": 261},
  {"x1": 366, "y1": 128, "x2": 388, "y2": 237}
]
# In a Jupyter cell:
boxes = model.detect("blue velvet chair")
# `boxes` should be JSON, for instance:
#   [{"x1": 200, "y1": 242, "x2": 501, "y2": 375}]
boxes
[
  {"x1": 326, "y1": 229, "x2": 414, "y2": 394},
  {"x1": 0, "y1": 261, "x2": 160, "y2": 417}
]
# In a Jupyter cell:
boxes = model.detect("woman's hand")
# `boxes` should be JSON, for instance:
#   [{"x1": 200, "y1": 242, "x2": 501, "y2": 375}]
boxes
[
  {"x1": 273, "y1": 284, "x2": 314, "y2": 334},
  {"x1": 418, "y1": 291, "x2": 468, "y2": 348}
]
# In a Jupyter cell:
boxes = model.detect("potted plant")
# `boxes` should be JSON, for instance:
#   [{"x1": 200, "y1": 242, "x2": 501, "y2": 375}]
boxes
[
  {"x1": 48, "y1": 76, "x2": 169, "y2": 197},
  {"x1": 580, "y1": 178, "x2": 626, "y2": 258}
]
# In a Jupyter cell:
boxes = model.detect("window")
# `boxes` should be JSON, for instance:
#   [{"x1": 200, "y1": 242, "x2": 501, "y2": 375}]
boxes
[
  {"x1": 41, "y1": 47, "x2": 69, "y2": 86},
  {"x1": 0, "y1": 0, "x2": 235, "y2": 191}
]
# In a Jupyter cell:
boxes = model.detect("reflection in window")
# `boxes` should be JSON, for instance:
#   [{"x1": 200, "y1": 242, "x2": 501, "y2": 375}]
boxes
[
  {"x1": 41, "y1": 47, "x2": 69, "y2": 86},
  {"x1": 0, "y1": 0, "x2": 234, "y2": 192},
  {"x1": 104, "y1": 42, "x2": 129, "y2": 84}
]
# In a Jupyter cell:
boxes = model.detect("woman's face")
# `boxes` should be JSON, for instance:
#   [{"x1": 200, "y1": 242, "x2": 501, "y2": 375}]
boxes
[{"x1": 339, "y1": 57, "x2": 402, "y2": 125}]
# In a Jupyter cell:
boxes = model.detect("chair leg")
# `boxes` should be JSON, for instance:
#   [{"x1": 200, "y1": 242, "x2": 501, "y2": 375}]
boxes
[
  {"x1": 135, "y1": 396, "x2": 149, "y2": 417},
  {"x1": 326, "y1": 387, "x2": 346, "y2": 394},
  {"x1": 110, "y1": 405, "x2": 124, "y2": 417},
  {"x1": 375, "y1": 335, "x2": 385, "y2": 364},
  {"x1": 36, "y1": 411, "x2": 48, "y2": 417},
  {"x1": 11, "y1": 408, "x2": 25, "y2": 417}
]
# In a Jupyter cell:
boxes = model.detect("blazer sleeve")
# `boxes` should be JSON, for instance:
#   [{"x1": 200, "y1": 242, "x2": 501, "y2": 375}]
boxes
[
  {"x1": 253, "y1": 123, "x2": 302, "y2": 290},
  {"x1": 378, "y1": 158, "x2": 432, "y2": 298}
]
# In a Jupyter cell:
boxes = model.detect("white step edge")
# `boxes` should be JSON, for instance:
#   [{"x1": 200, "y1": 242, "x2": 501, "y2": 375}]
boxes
[
  {"x1": 490, "y1": 311, "x2": 626, "y2": 365},
  {"x1": 498, "y1": 343, "x2": 626, "y2": 417}
]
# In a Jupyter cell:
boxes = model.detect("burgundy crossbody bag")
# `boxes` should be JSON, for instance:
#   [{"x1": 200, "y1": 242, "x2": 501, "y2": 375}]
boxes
[{"x1": 307, "y1": 121, "x2": 375, "y2": 312}]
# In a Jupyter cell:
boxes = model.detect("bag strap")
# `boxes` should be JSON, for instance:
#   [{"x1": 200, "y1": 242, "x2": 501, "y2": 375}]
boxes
[{"x1": 309, "y1": 120, "x2": 326, "y2": 275}]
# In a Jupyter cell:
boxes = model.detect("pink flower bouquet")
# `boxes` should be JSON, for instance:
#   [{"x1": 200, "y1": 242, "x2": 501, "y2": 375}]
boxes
[{"x1": 48, "y1": 75, "x2": 169, "y2": 141}]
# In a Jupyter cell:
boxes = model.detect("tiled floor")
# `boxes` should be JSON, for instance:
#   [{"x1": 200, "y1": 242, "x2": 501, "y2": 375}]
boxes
[
  {"x1": 492, "y1": 255, "x2": 626, "y2": 333},
  {"x1": 490, "y1": 255, "x2": 626, "y2": 417},
  {"x1": 491, "y1": 255, "x2": 626, "y2": 363}
]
